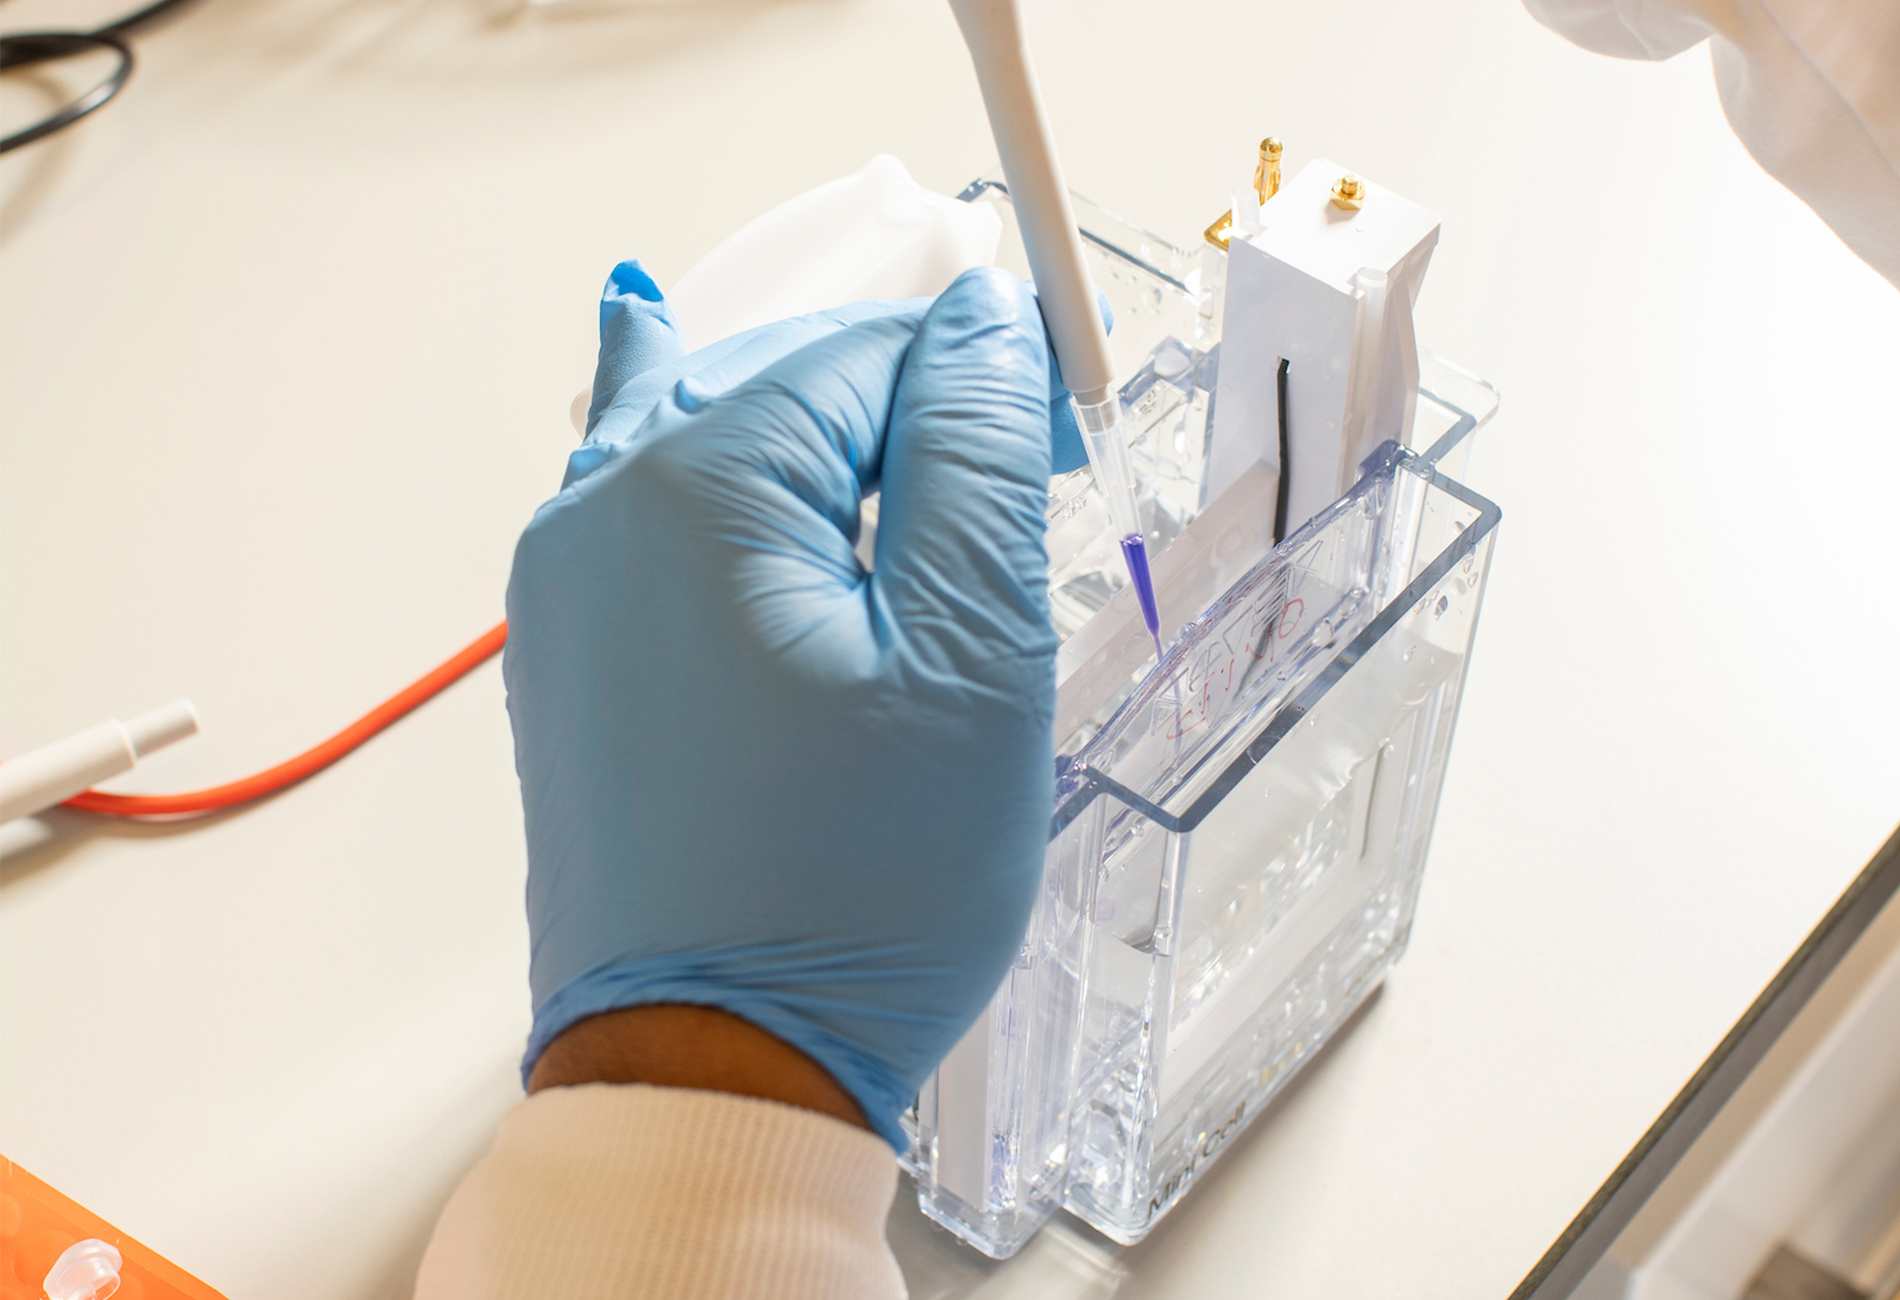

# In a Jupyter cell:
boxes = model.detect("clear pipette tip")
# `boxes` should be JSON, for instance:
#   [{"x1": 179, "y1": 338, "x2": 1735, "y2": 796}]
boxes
[
  {"x1": 1075, "y1": 395, "x2": 1164, "y2": 662},
  {"x1": 1119, "y1": 533, "x2": 1163, "y2": 662}
]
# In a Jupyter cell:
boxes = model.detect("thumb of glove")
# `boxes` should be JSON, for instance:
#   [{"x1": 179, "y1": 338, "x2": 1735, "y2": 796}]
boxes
[{"x1": 586, "y1": 260, "x2": 686, "y2": 435}]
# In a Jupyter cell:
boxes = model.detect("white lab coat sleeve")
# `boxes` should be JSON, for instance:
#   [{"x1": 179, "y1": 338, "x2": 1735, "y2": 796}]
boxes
[
  {"x1": 413, "y1": 1084, "x2": 907, "y2": 1300},
  {"x1": 1523, "y1": 0, "x2": 1900, "y2": 287}
]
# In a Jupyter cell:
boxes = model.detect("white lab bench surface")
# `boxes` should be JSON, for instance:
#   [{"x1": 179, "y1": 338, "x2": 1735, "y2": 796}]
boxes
[{"x1": 2, "y1": 0, "x2": 1896, "y2": 1295}]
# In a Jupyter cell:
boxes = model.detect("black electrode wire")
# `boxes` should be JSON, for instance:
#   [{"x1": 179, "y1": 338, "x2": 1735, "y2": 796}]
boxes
[
  {"x1": 1273, "y1": 357, "x2": 1292, "y2": 544},
  {"x1": 0, "y1": 0, "x2": 198, "y2": 154}
]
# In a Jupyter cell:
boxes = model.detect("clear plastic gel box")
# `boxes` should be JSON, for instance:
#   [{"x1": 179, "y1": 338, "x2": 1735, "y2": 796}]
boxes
[{"x1": 890, "y1": 180, "x2": 1502, "y2": 1257}]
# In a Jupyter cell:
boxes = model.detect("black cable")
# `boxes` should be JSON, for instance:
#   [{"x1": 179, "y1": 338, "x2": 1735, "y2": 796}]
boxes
[
  {"x1": 0, "y1": 32, "x2": 133, "y2": 153},
  {"x1": 0, "y1": 0, "x2": 197, "y2": 155},
  {"x1": 94, "y1": 0, "x2": 199, "y2": 38}
]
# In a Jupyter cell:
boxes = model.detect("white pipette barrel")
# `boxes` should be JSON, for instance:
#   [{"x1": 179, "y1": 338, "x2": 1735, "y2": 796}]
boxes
[{"x1": 946, "y1": 0, "x2": 1163, "y2": 651}]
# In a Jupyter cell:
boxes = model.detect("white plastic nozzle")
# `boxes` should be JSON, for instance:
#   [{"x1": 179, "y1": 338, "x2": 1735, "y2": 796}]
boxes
[{"x1": 0, "y1": 699, "x2": 200, "y2": 824}]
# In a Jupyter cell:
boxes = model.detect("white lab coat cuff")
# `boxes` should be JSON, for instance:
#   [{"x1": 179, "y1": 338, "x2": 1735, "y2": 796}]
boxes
[{"x1": 414, "y1": 1083, "x2": 906, "y2": 1299}]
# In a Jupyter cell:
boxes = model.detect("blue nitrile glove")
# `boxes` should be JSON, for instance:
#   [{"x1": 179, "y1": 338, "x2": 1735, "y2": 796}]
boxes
[
  {"x1": 506, "y1": 264, "x2": 1080, "y2": 1150},
  {"x1": 576, "y1": 259, "x2": 1100, "y2": 478}
]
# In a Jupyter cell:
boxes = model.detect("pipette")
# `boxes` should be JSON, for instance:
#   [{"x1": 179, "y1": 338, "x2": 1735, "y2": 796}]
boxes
[{"x1": 947, "y1": 0, "x2": 1163, "y2": 656}]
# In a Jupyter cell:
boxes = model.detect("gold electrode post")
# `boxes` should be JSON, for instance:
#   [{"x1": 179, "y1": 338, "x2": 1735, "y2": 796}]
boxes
[
  {"x1": 1330, "y1": 173, "x2": 1366, "y2": 210},
  {"x1": 1205, "y1": 136, "x2": 1284, "y2": 250},
  {"x1": 1254, "y1": 137, "x2": 1283, "y2": 203}
]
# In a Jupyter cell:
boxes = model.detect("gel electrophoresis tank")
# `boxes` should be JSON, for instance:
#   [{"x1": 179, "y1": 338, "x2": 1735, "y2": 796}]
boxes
[{"x1": 891, "y1": 179, "x2": 1502, "y2": 1258}]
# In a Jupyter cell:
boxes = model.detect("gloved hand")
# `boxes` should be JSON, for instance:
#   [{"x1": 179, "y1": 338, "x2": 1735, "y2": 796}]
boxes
[
  {"x1": 505, "y1": 262, "x2": 1081, "y2": 1149},
  {"x1": 575, "y1": 259, "x2": 1099, "y2": 480}
]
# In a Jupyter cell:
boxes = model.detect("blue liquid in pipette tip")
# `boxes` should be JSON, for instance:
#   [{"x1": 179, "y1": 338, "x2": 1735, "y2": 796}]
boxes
[{"x1": 1120, "y1": 532, "x2": 1164, "y2": 662}]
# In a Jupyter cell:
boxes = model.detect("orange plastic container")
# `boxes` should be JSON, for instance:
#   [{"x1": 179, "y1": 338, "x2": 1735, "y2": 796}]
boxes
[{"x1": 1, "y1": 1158, "x2": 226, "y2": 1300}]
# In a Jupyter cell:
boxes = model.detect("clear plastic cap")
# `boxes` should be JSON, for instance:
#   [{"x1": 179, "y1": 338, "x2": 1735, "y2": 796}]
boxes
[{"x1": 44, "y1": 1239, "x2": 122, "y2": 1300}]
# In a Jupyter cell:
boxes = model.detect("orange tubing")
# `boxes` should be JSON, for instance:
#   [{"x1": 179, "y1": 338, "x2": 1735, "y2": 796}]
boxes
[{"x1": 64, "y1": 621, "x2": 508, "y2": 818}]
